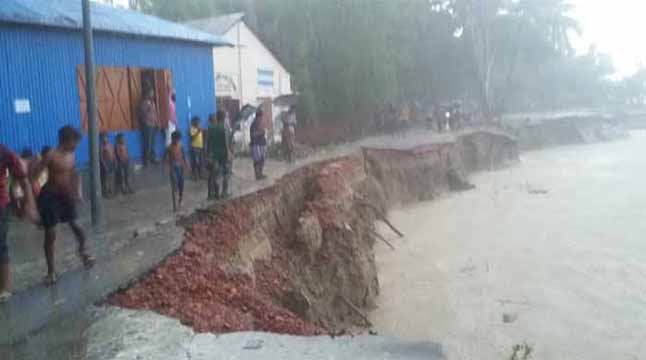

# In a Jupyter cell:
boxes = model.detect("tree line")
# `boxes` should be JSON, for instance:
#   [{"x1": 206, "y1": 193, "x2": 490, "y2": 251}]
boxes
[{"x1": 132, "y1": 0, "x2": 645, "y2": 125}]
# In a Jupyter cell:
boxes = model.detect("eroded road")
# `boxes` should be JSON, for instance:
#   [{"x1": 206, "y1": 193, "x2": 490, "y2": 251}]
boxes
[{"x1": 372, "y1": 131, "x2": 646, "y2": 359}]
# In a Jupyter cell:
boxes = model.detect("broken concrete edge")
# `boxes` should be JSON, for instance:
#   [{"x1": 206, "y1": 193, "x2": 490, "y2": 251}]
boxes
[{"x1": 84, "y1": 306, "x2": 446, "y2": 360}]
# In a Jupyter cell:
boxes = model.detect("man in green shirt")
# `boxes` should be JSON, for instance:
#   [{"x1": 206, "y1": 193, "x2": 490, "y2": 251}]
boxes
[{"x1": 206, "y1": 110, "x2": 230, "y2": 199}]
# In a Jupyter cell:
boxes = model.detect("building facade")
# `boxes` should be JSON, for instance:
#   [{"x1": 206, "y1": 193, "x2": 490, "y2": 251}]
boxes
[
  {"x1": 187, "y1": 13, "x2": 293, "y2": 146},
  {"x1": 0, "y1": 0, "x2": 226, "y2": 166}
]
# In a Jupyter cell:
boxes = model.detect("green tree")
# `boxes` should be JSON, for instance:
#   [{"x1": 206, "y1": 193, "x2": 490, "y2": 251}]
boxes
[
  {"x1": 137, "y1": 0, "x2": 616, "y2": 125},
  {"x1": 614, "y1": 68, "x2": 646, "y2": 105}
]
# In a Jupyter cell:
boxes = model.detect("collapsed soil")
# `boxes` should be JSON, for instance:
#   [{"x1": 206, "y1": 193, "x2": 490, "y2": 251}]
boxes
[
  {"x1": 111, "y1": 155, "x2": 381, "y2": 335},
  {"x1": 110, "y1": 197, "x2": 318, "y2": 334},
  {"x1": 110, "y1": 130, "x2": 518, "y2": 336}
]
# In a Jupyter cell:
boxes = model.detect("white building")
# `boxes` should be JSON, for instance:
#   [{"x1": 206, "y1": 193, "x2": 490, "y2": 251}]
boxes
[{"x1": 187, "y1": 13, "x2": 293, "y2": 145}]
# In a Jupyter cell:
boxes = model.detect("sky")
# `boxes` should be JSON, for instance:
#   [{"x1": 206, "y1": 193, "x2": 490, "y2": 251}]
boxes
[{"x1": 571, "y1": 0, "x2": 646, "y2": 78}]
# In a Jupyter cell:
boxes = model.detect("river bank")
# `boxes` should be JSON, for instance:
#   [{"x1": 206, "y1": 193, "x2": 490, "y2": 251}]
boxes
[
  {"x1": 3, "y1": 114, "x2": 626, "y2": 359},
  {"x1": 109, "y1": 130, "x2": 518, "y2": 335},
  {"x1": 3, "y1": 127, "x2": 506, "y2": 359}
]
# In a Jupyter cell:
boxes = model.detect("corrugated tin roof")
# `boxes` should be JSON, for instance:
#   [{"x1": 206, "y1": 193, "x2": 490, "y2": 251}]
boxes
[
  {"x1": 0, "y1": 0, "x2": 231, "y2": 46},
  {"x1": 186, "y1": 12, "x2": 244, "y2": 36}
]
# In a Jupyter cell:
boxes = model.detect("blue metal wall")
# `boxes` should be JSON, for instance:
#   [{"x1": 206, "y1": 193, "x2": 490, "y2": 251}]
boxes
[{"x1": 0, "y1": 24, "x2": 216, "y2": 167}]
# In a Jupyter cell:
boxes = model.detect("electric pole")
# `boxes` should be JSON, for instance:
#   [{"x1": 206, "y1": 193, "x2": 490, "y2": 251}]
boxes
[{"x1": 82, "y1": 0, "x2": 103, "y2": 229}]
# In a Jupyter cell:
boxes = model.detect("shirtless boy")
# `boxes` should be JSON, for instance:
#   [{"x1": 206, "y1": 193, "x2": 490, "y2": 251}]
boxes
[
  {"x1": 164, "y1": 131, "x2": 188, "y2": 212},
  {"x1": 115, "y1": 133, "x2": 134, "y2": 194},
  {"x1": 37, "y1": 126, "x2": 94, "y2": 285},
  {"x1": 100, "y1": 133, "x2": 116, "y2": 198}
]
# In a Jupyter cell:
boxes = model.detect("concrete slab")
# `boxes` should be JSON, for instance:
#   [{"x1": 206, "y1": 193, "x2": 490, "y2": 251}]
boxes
[{"x1": 81, "y1": 307, "x2": 446, "y2": 360}]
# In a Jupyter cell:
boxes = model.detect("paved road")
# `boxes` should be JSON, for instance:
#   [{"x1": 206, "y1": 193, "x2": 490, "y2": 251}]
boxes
[
  {"x1": 372, "y1": 131, "x2": 646, "y2": 359},
  {"x1": 7, "y1": 126, "x2": 471, "y2": 294},
  {"x1": 9, "y1": 307, "x2": 445, "y2": 360}
]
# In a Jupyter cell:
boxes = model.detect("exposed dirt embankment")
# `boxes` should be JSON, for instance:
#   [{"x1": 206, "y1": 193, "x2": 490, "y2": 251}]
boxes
[
  {"x1": 365, "y1": 132, "x2": 518, "y2": 206},
  {"x1": 110, "y1": 131, "x2": 518, "y2": 335}
]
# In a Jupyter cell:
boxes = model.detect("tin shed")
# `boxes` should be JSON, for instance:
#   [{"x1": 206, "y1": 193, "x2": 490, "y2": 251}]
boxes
[{"x1": 0, "y1": 0, "x2": 229, "y2": 166}]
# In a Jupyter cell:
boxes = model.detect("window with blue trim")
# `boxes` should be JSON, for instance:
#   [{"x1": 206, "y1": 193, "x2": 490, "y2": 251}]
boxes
[{"x1": 257, "y1": 69, "x2": 274, "y2": 87}]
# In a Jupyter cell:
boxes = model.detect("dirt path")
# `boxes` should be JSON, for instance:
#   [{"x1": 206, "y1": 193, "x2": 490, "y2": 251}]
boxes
[{"x1": 371, "y1": 131, "x2": 646, "y2": 359}]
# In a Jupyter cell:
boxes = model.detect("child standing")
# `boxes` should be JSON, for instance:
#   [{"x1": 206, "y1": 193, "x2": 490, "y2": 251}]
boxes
[
  {"x1": 100, "y1": 133, "x2": 116, "y2": 198},
  {"x1": 36, "y1": 126, "x2": 94, "y2": 285},
  {"x1": 115, "y1": 133, "x2": 134, "y2": 194},
  {"x1": 164, "y1": 131, "x2": 188, "y2": 211},
  {"x1": 189, "y1": 116, "x2": 204, "y2": 180}
]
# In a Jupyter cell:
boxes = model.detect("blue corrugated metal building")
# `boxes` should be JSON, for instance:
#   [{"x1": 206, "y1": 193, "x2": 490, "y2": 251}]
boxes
[{"x1": 0, "y1": 0, "x2": 229, "y2": 166}]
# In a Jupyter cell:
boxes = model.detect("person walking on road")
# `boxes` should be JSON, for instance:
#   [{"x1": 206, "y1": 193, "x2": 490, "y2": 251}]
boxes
[
  {"x1": 36, "y1": 126, "x2": 95, "y2": 286},
  {"x1": 250, "y1": 108, "x2": 267, "y2": 180},
  {"x1": 0, "y1": 145, "x2": 38, "y2": 303}
]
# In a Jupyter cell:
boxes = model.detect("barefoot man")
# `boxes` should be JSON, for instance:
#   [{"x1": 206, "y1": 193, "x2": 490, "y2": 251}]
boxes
[{"x1": 36, "y1": 126, "x2": 95, "y2": 285}]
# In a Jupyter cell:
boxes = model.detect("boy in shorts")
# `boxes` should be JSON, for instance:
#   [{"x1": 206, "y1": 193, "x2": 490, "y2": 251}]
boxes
[
  {"x1": 37, "y1": 126, "x2": 95, "y2": 285},
  {"x1": 164, "y1": 131, "x2": 188, "y2": 211}
]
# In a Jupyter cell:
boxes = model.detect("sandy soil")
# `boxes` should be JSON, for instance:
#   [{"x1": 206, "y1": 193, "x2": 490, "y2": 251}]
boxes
[{"x1": 371, "y1": 131, "x2": 646, "y2": 359}]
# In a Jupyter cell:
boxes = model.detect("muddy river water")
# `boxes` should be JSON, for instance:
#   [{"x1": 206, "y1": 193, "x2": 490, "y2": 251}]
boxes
[{"x1": 372, "y1": 130, "x2": 646, "y2": 359}]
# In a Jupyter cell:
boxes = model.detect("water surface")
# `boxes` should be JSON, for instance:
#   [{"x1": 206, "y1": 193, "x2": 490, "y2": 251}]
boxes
[{"x1": 372, "y1": 131, "x2": 646, "y2": 359}]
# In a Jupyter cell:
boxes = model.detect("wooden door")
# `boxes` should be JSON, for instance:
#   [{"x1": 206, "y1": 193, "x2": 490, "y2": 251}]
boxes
[
  {"x1": 128, "y1": 67, "x2": 143, "y2": 128},
  {"x1": 77, "y1": 66, "x2": 134, "y2": 132},
  {"x1": 97, "y1": 67, "x2": 132, "y2": 131},
  {"x1": 154, "y1": 69, "x2": 172, "y2": 129},
  {"x1": 77, "y1": 66, "x2": 88, "y2": 130},
  {"x1": 217, "y1": 97, "x2": 241, "y2": 125}
]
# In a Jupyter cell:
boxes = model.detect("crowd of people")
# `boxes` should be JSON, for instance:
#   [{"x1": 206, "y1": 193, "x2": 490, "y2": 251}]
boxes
[
  {"x1": 0, "y1": 93, "x2": 291, "y2": 304},
  {"x1": 159, "y1": 107, "x2": 269, "y2": 211}
]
